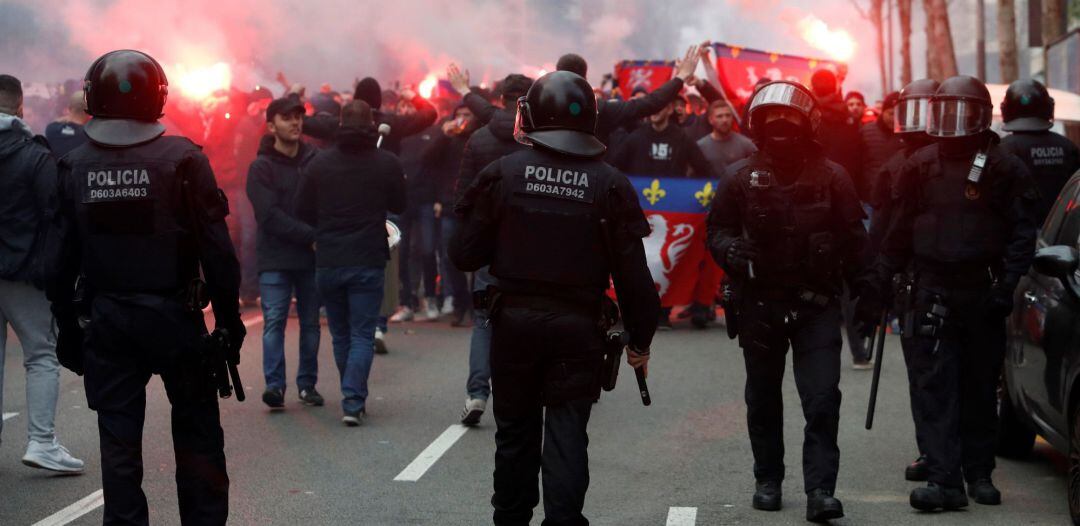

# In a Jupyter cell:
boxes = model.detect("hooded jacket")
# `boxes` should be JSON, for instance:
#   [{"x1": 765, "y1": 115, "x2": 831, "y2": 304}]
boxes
[
  {"x1": 245, "y1": 135, "x2": 318, "y2": 272},
  {"x1": 815, "y1": 93, "x2": 862, "y2": 186},
  {"x1": 454, "y1": 108, "x2": 525, "y2": 206},
  {"x1": 0, "y1": 114, "x2": 56, "y2": 286},
  {"x1": 296, "y1": 125, "x2": 407, "y2": 268}
]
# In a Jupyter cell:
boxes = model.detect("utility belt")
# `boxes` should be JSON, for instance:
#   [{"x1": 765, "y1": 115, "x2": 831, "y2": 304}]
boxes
[
  {"x1": 494, "y1": 293, "x2": 601, "y2": 319},
  {"x1": 745, "y1": 284, "x2": 835, "y2": 308},
  {"x1": 83, "y1": 277, "x2": 207, "y2": 315},
  {"x1": 914, "y1": 261, "x2": 998, "y2": 289}
]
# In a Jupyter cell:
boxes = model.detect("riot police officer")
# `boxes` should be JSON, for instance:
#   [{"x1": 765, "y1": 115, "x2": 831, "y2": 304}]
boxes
[
  {"x1": 449, "y1": 71, "x2": 659, "y2": 525},
  {"x1": 44, "y1": 50, "x2": 245, "y2": 525},
  {"x1": 1000, "y1": 78, "x2": 1080, "y2": 223},
  {"x1": 707, "y1": 80, "x2": 868, "y2": 522},
  {"x1": 868, "y1": 78, "x2": 939, "y2": 482},
  {"x1": 868, "y1": 76, "x2": 1039, "y2": 511}
]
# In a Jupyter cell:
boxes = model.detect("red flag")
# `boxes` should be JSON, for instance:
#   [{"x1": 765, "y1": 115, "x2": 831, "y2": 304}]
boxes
[
  {"x1": 613, "y1": 60, "x2": 675, "y2": 100},
  {"x1": 712, "y1": 42, "x2": 843, "y2": 113}
]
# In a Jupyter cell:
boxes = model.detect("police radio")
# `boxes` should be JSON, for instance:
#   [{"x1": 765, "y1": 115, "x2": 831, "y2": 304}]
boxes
[{"x1": 967, "y1": 152, "x2": 988, "y2": 184}]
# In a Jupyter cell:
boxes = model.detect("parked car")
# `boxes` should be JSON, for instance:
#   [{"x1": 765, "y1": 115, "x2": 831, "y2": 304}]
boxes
[{"x1": 1000, "y1": 169, "x2": 1080, "y2": 524}]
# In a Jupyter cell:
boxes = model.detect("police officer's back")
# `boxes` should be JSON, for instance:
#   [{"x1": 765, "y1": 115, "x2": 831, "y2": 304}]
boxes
[
  {"x1": 1000, "y1": 79, "x2": 1080, "y2": 223},
  {"x1": 45, "y1": 50, "x2": 245, "y2": 526},
  {"x1": 450, "y1": 71, "x2": 659, "y2": 525}
]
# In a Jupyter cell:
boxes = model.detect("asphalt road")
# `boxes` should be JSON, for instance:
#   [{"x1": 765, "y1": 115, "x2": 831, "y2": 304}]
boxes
[{"x1": 0, "y1": 311, "x2": 1073, "y2": 525}]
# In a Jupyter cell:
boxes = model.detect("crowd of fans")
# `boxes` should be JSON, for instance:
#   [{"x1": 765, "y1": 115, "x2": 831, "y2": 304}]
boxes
[{"x1": 6, "y1": 47, "x2": 902, "y2": 418}]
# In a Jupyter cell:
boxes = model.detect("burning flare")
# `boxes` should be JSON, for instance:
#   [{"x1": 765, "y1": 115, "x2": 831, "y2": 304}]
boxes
[
  {"x1": 796, "y1": 16, "x2": 856, "y2": 62},
  {"x1": 173, "y1": 62, "x2": 232, "y2": 101},
  {"x1": 418, "y1": 74, "x2": 439, "y2": 99}
]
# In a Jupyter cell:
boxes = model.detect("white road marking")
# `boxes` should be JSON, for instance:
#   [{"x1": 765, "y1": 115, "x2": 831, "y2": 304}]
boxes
[
  {"x1": 2, "y1": 412, "x2": 18, "y2": 421},
  {"x1": 32, "y1": 489, "x2": 104, "y2": 526},
  {"x1": 394, "y1": 425, "x2": 470, "y2": 482},
  {"x1": 666, "y1": 507, "x2": 697, "y2": 526},
  {"x1": 243, "y1": 314, "x2": 264, "y2": 328}
]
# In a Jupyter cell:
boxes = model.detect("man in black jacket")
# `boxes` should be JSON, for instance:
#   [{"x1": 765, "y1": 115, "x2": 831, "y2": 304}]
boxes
[
  {"x1": 447, "y1": 45, "x2": 701, "y2": 147},
  {"x1": 857, "y1": 92, "x2": 903, "y2": 206},
  {"x1": 0, "y1": 74, "x2": 84, "y2": 473},
  {"x1": 454, "y1": 73, "x2": 532, "y2": 427},
  {"x1": 425, "y1": 105, "x2": 478, "y2": 326},
  {"x1": 296, "y1": 100, "x2": 407, "y2": 426},
  {"x1": 302, "y1": 78, "x2": 437, "y2": 156},
  {"x1": 609, "y1": 100, "x2": 714, "y2": 178},
  {"x1": 246, "y1": 97, "x2": 323, "y2": 409}
]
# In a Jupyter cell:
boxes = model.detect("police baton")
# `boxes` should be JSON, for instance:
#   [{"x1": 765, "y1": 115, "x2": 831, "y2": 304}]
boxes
[
  {"x1": 634, "y1": 366, "x2": 652, "y2": 406},
  {"x1": 864, "y1": 309, "x2": 889, "y2": 430}
]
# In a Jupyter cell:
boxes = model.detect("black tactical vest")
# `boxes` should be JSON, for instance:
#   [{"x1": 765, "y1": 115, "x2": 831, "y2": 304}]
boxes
[
  {"x1": 490, "y1": 149, "x2": 611, "y2": 291},
  {"x1": 908, "y1": 143, "x2": 1010, "y2": 265},
  {"x1": 737, "y1": 153, "x2": 845, "y2": 286},
  {"x1": 63, "y1": 136, "x2": 200, "y2": 294}
]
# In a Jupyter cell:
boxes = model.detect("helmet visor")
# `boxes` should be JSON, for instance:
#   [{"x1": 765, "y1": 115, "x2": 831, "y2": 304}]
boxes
[
  {"x1": 926, "y1": 99, "x2": 992, "y2": 137},
  {"x1": 894, "y1": 97, "x2": 931, "y2": 134},
  {"x1": 513, "y1": 96, "x2": 532, "y2": 146},
  {"x1": 748, "y1": 83, "x2": 816, "y2": 117}
]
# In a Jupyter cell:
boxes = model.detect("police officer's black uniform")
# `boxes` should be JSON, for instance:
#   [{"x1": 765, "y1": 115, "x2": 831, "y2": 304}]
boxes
[
  {"x1": 44, "y1": 50, "x2": 245, "y2": 525},
  {"x1": 707, "y1": 80, "x2": 868, "y2": 522},
  {"x1": 999, "y1": 79, "x2": 1080, "y2": 223},
  {"x1": 871, "y1": 76, "x2": 1039, "y2": 511},
  {"x1": 450, "y1": 71, "x2": 659, "y2": 526},
  {"x1": 868, "y1": 78, "x2": 939, "y2": 483}
]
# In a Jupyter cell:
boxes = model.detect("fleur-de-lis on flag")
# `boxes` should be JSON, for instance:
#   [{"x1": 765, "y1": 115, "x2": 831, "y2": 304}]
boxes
[
  {"x1": 695, "y1": 182, "x2": 714, "y2": 207},
  {"x1": 643, "y1": 179, "x2": 666, "y2": 206}
]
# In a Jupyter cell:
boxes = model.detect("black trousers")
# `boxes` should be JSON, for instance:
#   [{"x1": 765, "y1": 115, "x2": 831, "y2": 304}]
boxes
[
  {"x1": 901, "y1": 337, "x2": 930, "y2": 458},
  {"x1": 83, "y1": 294, "x2": 228, "y2": 526},
  {"x1": 901, "y1": 286, "x2": 1004, "y2": 488},
  {"x1": 490, "y1": 304, "x2": 603, "y2": 526},
  {"x1": 738, "y1": 298, "x2": 843, "y2": 493}
]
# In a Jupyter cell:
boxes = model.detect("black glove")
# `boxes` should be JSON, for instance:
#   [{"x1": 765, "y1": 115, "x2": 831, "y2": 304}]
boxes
[
  {"x1": 853, "y1": 287, "x2": 883, "y2": 339},
  {"x1": 725, "y1": 238, "x2": 759, "y2": 277},
  {"x1": 218, "y1": 319, "x2": 247, "y2": 356},
  {"x1": 984, "y1": 280, "x2": 1017, "y2": 319},
  {"x1": 51, "y1": 304, "x2": 85, "y2": 375}
]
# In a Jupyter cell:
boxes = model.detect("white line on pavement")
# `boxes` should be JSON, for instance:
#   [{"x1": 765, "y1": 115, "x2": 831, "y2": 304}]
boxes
[
  {"x1": 32, "y1": 489, "x2": 104, "y2": 526},
  {"x1": 394, "y1": 425, "x2": 470, "y2": 482},
  {"x1": 665, "y1": 507, "x2": 697, "y2": 526},
  {"x1": 2, "y1": 412, "x2": 18, "y2": 421}
]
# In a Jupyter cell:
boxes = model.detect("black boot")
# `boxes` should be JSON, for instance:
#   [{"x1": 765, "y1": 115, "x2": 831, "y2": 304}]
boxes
[
  {"x1": 806, "y1": 488, "x2": 844, "y2": 522},
  {"x1": 910, "y1": 482, "x2": 968, "y2": 511},
  {"x1": 905, "y1": 455, "x2": 929, "y2": 481},
  {"x1": 690, "y1": 303, "x2": 710, "y2": 329},
  {"x1": 752, "y1": 480, "x2": 782, "y2": 511},
  {"x1": 967, "y1": 478, "x2": 1002, "y2": 505}
]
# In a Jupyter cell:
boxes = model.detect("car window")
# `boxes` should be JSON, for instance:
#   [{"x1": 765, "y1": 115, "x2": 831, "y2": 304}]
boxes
[
  {"x1": 1043, "y1": 178, "x2": 1080, "y2": 244},
  {"x1": 1059, "y1": 208, "x2": 1080, "y2": 248}
]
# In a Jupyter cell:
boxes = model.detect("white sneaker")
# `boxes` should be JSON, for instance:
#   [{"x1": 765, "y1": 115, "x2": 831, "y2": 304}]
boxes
[
  {"x1": 441, "y1": 296, "x2": 455, "y2": 316},
  {"x1": 22, "y1": 439, "x2": 85, "y2": 474},
  {"x1": 460, "y1": 398, "x2": 486, "y2": 426},
  {"x1": 389, "y1": 306, "x2": 414, "y2": 323},
  {"x1": 374, "y1": 329, "x2": 388, "y2": 355},
  {"x1": 421, "y1": 298, "x2": 440, "y2": 321}
]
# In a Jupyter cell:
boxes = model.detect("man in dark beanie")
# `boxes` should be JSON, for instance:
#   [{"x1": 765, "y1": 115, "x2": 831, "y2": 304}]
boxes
[
  {"x1": 302, "y1": 77, "x2": 436, "y2": 155},
  {"x1": 845, "y1": 91, "x2": 867, "y2": 121}
]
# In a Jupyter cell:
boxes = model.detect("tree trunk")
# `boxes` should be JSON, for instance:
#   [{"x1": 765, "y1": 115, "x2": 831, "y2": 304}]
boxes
[
  {"x1": 924, "y1": 0, "x2": 959, "y2": 79},
  {"x1": 1043, "y1": 0, "x2": 1066, "y2": 44},
  {"x1": 998, "y1": 0, "x2": 1020, "y2": 83},
  {"x1": 898, "y1": 0, "x2": 913, "y2": 86},
  {"x1": 923, "y1": 0, "x2": 941, "y2": 79},
  {"x1": 872, "y1": 0, "x2": 887, "y2": 97}
]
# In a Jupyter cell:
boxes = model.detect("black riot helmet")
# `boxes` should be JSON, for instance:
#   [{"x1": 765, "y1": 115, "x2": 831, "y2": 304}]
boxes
[
  {"x1": 1001, "y1": 78, "x2": 1055, "y2": 132},
  {"x1": 927, "y1": 75, "x2": 993, "y2": 138},
  {"x1": 83, "y1": 49, "x2": 169, "y2": 147},
  {"x1": 514, "y1": 71, "x2": 605, "y2": 158},
  {"x1": 745, "y1": 80, "x2": 820, "y2": 147},
  {"x1": 894, "y1": 78, "x2": 939, "y2": 135}
]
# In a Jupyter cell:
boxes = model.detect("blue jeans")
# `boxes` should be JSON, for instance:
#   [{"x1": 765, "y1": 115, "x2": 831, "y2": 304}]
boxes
[
  {"x1": 259, "y1": 270, "x2": 321, "y2": 392},
  {"x1": 440, "y1": 216, "x2": 469, "y2": 308},
  {"x1": 466, "y1": 308, "x2": 492, "y2": 400},
  {"x1": 317, "y1": 266, "x2": 385, "y2": 413},
  {"x1": 399, "y1": 205, "x2": 438, "y2": 307}
]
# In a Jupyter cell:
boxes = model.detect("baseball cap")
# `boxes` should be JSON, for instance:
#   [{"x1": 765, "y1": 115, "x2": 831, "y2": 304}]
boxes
[{"x1": 265, "y1": 96, "x2": 305, "y2": 122}]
